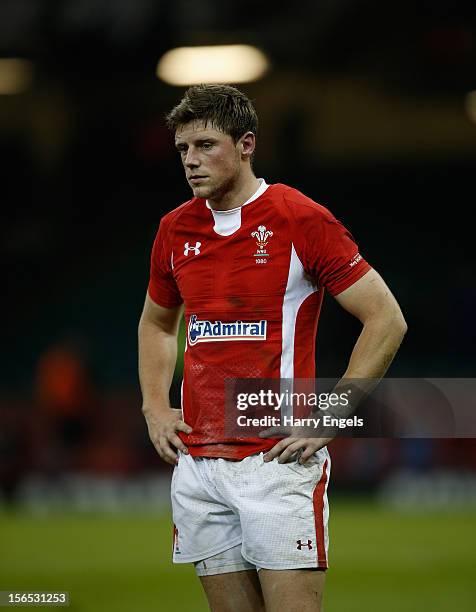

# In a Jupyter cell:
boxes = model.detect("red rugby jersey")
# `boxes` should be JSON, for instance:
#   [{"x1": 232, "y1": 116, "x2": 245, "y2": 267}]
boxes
[{"x1": 148, "y1": 182, "x2": 371, "y2": 459}]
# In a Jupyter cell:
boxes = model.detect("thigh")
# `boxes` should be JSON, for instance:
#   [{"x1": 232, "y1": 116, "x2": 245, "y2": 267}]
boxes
[
  {"x1": 200, "y1": 570, "x2": 265, "y2": 612},
  {"x1": 258, "y1": 568, "x2": 326, "y2": 612}
]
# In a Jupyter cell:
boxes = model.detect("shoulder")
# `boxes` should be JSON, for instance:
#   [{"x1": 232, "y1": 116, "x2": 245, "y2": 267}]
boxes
[
  {"x1": 152, "y1": 198, "x2": 200, "y2": 254},
  {"x1": 268, "y1": 183, "x2": 337, "y2": 227},
  {"x1": 160, "y1": 197, "x2": 200, "y2": 228}
]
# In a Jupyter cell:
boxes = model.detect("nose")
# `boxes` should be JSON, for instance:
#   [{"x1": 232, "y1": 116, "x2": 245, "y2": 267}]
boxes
[{"x1": 184, "y1": 146, "x2": 199, "y2": 168}]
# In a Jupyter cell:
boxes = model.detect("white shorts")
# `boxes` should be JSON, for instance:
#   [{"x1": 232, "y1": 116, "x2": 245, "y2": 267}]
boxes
[{"x1": 171, "y1": 449, "x2": 330, "y2": 573}]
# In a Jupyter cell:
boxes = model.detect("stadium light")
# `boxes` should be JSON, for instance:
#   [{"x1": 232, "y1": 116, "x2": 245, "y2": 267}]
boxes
[
  {"x1": 0, "y1": 59, "x2": 32, "y2": 95},
  {"x1": 157, "y1": 45, "x2": 269, "y2": 86},
  {"x1": 465, "y1": 90, "x2": 476, "y2": 124}
]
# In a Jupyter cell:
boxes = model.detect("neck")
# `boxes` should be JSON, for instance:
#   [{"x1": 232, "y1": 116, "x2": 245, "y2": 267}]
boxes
[{"x1": 208, "y1": 171, "x2": 260, "y2": 211}]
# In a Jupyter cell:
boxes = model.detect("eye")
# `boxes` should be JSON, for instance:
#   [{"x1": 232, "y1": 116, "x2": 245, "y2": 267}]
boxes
[{"x1": 201, "y1": 142, "x2": 213, "y2": 150}]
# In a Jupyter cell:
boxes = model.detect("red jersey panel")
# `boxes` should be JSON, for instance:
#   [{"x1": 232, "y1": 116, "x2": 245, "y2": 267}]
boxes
[{"x1": 148, "y1": 183, "x2": 371, "y2": 459}]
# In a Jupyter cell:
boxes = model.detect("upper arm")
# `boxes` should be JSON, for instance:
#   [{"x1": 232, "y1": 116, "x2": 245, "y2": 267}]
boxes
[
  {"x1": 334, "y1": 268, "x2": 406, "y2": 328},
  {"x1": 139, "y1": 292, "x2": 183, "y2": 336}
]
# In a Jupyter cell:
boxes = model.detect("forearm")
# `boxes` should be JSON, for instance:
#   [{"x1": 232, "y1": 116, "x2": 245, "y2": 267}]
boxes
[
  {"x1": 315, "y1": 311, "x2": 407, "y2": 425},
  {"x1": 342, "y1": 310, "x2": 407, "y2": 380},
  {"x1": 138, "y1": 318, "x2": 178, "y2": 414}
]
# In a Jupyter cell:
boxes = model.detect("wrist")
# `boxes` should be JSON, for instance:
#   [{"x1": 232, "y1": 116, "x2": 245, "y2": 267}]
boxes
[{"x1": 141, "y1": 402, "x2": 173, "y2": 417}]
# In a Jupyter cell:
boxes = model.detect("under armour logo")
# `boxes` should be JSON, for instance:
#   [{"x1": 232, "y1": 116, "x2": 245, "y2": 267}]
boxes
[
  {"x1": 296, "y1": 539, "x2": 313, "y2": 550},
  {"x1": 184, "y1": 241, "x2": 201, "y2": 256}
]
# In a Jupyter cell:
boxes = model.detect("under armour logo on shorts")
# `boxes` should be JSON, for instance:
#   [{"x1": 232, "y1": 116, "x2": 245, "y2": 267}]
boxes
[{"x1": 296, "y1": 539, "x2": 313, "y2": 550}]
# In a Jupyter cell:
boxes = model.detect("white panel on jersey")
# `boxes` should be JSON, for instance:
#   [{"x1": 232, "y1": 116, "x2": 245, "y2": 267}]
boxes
[
  {"x1": 206, "y1": 179, "x2": 269, "y2": 236},
  {"x1": 280, "y1": 243, "x2": 318, "y2": 417}
]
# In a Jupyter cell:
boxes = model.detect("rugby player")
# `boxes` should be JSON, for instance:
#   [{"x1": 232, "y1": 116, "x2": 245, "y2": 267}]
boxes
[{"x1": 138, "y1": 84, "x2": 407, "y2": 612}]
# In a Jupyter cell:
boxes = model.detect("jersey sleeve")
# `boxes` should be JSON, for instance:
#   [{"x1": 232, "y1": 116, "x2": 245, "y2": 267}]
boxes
[
  {"x1": 148, "y1": 218, "x2": 183, "y2": 308},
  {"x1": 290, "y1": 197, "x2": 372, "y2": 296}
]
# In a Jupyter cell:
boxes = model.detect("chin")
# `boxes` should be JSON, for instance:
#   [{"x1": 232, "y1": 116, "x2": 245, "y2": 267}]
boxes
[{"x1": 191, "y1": 185, "x2": 213, "y2": 199}]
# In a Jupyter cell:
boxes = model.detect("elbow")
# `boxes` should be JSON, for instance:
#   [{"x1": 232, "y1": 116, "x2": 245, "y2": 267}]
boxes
[
  {"x1": 367, "y1": 305, "x2": 407, "y2": 340},
  {"x1": 401, "y1": 317, "x2": 408, "y2": 338},
  {"x1": 393, "y1": 309, "x2": 408, "y2": 341}
]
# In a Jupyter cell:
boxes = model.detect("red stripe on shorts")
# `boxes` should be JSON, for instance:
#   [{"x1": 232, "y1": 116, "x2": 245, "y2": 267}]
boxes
[
  {"x1": 172, "y1": 523, "x2": 178, "y2": 554},
  {"x1": 312, "y1": 459, "x2": 328, "y2": 568}
]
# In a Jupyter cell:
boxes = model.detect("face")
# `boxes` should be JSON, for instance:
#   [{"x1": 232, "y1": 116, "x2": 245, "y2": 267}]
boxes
[{"x1": 174, "y1": 121, "x2": 243, "y2": 200}]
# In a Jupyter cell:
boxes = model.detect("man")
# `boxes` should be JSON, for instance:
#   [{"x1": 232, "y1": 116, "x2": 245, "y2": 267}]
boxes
[{"x1": 138, "y1": 84, "x2": 407, "y2": 612}]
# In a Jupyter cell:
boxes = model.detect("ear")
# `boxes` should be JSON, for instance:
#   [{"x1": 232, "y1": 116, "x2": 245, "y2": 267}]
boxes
[{"x1": 238, "y1": 132, "x2": 256, "y2": 159}]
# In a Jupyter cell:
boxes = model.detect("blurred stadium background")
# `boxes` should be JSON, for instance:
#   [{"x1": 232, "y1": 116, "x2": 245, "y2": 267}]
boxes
[{"x1": 1, "y1": 1, "x2": 475, "y2": 610}]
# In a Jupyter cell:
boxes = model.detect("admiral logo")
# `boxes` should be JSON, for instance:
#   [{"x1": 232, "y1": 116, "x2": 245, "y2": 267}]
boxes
[{"x1": 188, "y1": 315, "x2": 267, "y2": 346}]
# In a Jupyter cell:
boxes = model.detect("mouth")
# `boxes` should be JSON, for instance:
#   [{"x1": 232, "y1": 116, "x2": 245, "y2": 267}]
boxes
[{"x1": 189, "y1": 175, "x2": 208, "y2": 184}]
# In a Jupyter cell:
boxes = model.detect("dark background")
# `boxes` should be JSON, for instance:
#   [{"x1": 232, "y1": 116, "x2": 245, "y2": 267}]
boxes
[{"x1": 1, "y1": 0, "x2": 476, "y2": 499}]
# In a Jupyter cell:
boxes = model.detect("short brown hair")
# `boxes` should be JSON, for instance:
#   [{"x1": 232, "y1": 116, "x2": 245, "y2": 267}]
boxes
[{"x1": 166, "y1": 84, "x2": 258, "y2": 142}]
